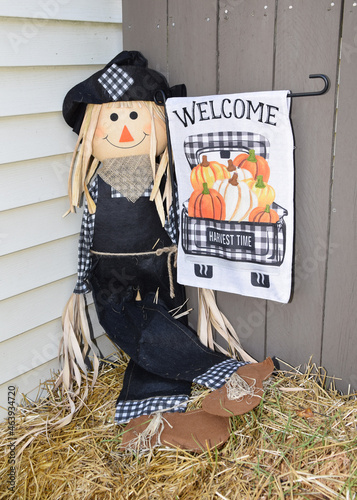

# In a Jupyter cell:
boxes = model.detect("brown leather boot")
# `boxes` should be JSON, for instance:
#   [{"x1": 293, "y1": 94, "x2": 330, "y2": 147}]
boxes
[
  {"x1": 201, "y1": 357, "x2": 274, "y2": 417},
  {"x1": 120, "y1": 409, "x2": 231, "y2": 453}
]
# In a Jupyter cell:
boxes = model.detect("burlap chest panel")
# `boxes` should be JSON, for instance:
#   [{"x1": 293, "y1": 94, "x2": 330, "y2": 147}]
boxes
[{"x1": 97, "y1": 154, "x2": 153, "y2": 203}]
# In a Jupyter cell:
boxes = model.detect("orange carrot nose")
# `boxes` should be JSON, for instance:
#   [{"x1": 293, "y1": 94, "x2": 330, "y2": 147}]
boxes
[{"x1": 119, "y1": 125, "x2": 134, "y2": 143}]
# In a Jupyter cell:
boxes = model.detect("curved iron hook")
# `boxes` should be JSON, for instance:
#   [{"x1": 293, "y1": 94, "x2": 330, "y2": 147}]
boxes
[{"x1": 288, "y1": 74, "x2": 330, "y2": 98}]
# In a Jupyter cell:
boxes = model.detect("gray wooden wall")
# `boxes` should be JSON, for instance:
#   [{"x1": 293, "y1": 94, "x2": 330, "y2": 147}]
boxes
[{"x1": 123, "y1": 0, "x2": 357, "y2": 393}]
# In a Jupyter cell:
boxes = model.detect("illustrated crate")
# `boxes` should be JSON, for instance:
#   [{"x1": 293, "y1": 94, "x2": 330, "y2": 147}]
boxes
[
  {"x1": 181, "y1": 131, "x2": 288, "y2": 266},
  {"x1": 181, "y1": 202, "x2": 287, "y2": 266}
]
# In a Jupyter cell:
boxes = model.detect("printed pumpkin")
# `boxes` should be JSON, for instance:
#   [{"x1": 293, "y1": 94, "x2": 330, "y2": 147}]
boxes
[
  {"x1": 190, "y1": 155, "x2": 230, "y2": 190},
  {"x1": 233, "y1": 149, "x2": 270, "y2": 182},
  {"x1": 249, "y1": 204, "x2": 279, "y2": 223},
  {"x1": 188, "y1": 182, "x2": 226, "y2": 220},
  {"x1": 245, "y1": 175, "x2": 275, "y2": 207},
  {"x1": 226, "y1": 159, "x2": 253, "y2": 181},
  {"x1": 213, "y1": 173, "x2": 258, "y2": 222}
]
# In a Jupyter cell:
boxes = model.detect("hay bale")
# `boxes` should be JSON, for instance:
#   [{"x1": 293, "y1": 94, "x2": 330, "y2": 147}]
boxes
[{"x1": 1, "y1": 354, "x2": 356, "y2": 499}]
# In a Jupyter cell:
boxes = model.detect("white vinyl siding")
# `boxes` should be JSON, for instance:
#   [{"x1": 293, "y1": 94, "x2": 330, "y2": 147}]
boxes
[{"x1": 0, "y1": 1, "x2": 122, "y2": 421}]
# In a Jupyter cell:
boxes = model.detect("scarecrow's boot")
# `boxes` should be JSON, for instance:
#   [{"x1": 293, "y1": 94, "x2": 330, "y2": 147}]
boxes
[
  {"x1": 201, "y1": 357, "x2": 275, "y2": 417},
  {"x1": 119, "y1": 409, "x2": 230, "y2": 453}
]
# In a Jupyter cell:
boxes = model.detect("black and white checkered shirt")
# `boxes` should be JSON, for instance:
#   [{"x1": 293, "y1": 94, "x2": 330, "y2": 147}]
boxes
[{"x1": 73, "y1": 175, "x2": 179, "y2": 294}]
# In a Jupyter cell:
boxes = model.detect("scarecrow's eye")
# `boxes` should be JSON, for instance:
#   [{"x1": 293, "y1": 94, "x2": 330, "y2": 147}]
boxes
[
  {"x1": 110, "y1": 113, "x2": 119, "y2": 121},
  {"x1": 129, "y1": 111, "x2": 138, "y2": 120}
]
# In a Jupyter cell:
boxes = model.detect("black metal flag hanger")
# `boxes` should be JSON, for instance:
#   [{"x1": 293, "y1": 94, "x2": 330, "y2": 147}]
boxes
[{"x1": 288, "y1": 74, "x2": 330, "y2": 98}]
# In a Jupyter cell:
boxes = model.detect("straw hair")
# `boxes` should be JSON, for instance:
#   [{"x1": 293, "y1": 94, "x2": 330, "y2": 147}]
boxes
[
  {"x1": 66, "y1": 104, "x2": 101, "y2": 214},
  {"x1": 1, "y1": 355, "x2": 356, "y2": 499}
]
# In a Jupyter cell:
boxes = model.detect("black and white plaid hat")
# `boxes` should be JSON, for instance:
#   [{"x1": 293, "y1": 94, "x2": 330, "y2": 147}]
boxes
[{"x1": 63, "y1": 50, "x2": 186, "y2": 133}]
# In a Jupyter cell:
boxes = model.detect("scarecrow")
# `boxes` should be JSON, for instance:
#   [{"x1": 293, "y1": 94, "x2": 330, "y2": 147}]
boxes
[{"x1": 61, "y1": 50, "x2": 274, "y2": 451}]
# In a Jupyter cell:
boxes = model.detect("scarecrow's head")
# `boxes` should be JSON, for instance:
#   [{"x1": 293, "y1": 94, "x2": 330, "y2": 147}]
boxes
[
  {"x1": 92, "y1": 101, "x2": 167, "y2": 161},
  {"x1": 62, "y1": 50, "x2": 186, "y2": 214}
]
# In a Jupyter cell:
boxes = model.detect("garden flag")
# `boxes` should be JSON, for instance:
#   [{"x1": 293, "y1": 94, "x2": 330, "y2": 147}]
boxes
[{"x1": 166, "y1": 90, "x2": 294, "y2": 303}]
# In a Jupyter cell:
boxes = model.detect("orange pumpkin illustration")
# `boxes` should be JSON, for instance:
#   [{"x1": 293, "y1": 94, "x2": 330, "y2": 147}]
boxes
[
  {"x1": 188, "y1": 182, "x2": 226, "y2": 220},
  {"x1": 233, "y1": 149, "x2": 270, "y2": 182},
  {"x1": 249, "y1": 204, "x2": 279, "y2": 223}
]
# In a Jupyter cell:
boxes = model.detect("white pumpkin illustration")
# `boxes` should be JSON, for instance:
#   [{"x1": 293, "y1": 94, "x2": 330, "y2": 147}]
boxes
[
  {"x1": 213, "y1": 173, "x2": 258, "y2": 221},
  {"x1": 226, "y1": 159, "x2": 253, "y2": 181}
]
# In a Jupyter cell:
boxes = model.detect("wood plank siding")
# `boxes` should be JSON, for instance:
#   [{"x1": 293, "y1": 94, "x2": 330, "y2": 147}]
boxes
[
  {"x1": 123, "y1": 0, "x2": 357, "y2": 393},
  {"x1": 0, "y1": 1, "x2": 123, "y2": 421}
]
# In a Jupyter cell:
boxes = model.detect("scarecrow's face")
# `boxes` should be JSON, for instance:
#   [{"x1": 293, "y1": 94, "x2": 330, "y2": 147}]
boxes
[{"x1": 92, "y1": 102, "x2": 167, "y2": 161}]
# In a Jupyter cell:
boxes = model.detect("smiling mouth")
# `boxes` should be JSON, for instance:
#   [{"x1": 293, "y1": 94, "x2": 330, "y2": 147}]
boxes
[{"x1": 104, "y1": 133, "x2": 148, "y2": 149}]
